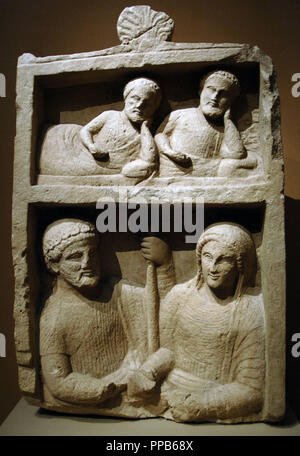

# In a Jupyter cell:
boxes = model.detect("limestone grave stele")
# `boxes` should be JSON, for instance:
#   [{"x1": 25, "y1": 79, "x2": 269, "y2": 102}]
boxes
[{"x1": 12, "y1": 5, "x2": 285, "y2": 423}]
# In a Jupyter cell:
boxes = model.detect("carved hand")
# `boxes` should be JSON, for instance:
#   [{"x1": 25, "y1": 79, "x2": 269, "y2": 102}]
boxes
[
  {"x1": 127, "y1": 369, "x2": 156, "y2": 400},
  {"x1": 224, "y1": 107, "x2": 232, "y2": 122},
  {"x1": 89, "y1": 144, "x2": 109, "y2": 161},
  {"x1": 100, "y1": 368, "x2": 129, "y2": 399},
  {"x1": 122, "y1": 349, "x2": 144, "y2": 371},
  {"x1": 170, "y1": 151, "x2": 191, "y2": 166},
  {"x1": 162, "y1": 149, "x2": 191, "y2": 167},
  {"x1": 99, "y1": 382, "x2": 119, "y2": 402},
  {"x1": 166, "y1": 390, "x2": 210, "y2": 422},
  {"x1": 221, "y1": 107, "x2": 246, "y2": 159},
  {"x1": 142, "y1": 119, "x2": 152, "y2": 130},
  {"x1": 141, "y1": 236, "x2": 172, "y2": 266}
]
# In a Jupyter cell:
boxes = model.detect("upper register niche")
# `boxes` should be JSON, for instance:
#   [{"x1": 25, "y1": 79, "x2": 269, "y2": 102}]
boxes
[{"x1": 17, "y1": 5, "x2": 280, "y2": 187}]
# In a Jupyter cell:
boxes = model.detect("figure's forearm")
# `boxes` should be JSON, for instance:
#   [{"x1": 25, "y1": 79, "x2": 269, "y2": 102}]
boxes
[
  {"x1": 127, "y1": 348, "x2": 174, "y2": 399},
  {"x1": 155, "y1": 133, "x2": 174, "y2": 157},
  {"x1": 80, "y1": 126, "x2": 94, "y2": 150},
  {"x1": 156, "y1": 259, "x2": 176, "y2": 299},
  {"x1": 178, "y1": 382, "x2": 263, "y2": 422},
  {"x1": 41, "y1": 353, "x2": 124, "y2": 406},
  {"x1": 155, "y1": 133, "x2": 183, "y2": 162},
  {"x1": 221, "y1": 118, "x2": 246, "y2": 159},
  {"x1": 140, "y1": 122, "x2": 157, "y2": 164},
  {"x1": 44, "y1": 371, "x2": 119, "y2": 406},
  {"x1": 141, "y1": 347, "x2": 174, "y2": 382},
  {"x1": 156, "y1": 133, "x2": 191, "y2": 166},
  {"x1": 206, "y1": 382, "x2": 263, "y2": 420}
]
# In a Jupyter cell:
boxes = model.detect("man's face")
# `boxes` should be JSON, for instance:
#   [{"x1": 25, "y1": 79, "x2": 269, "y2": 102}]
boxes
[
  {"x1": 124, "y1": 85, "x2": 158, "y2": 124},
  {"x1": 201, "y1": 240, "x2": 238, "y2": 294},
  {"x1": 200, "y1": 76, "x2": 235, "y2": 119},
  {"x1": 58, "y1": 237, "x2": 100, "y2": 289}
]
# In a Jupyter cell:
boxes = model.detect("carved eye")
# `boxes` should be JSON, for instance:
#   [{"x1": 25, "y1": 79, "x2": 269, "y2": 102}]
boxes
[
  {"x1": 66, "y1": 252, "x2": 82, "y2": 260},
  {"x1": 219, "y1": 255, "x2": 235, "y2": 265},
  {"x1": 219, "y1": 90, "x2": 229, "y2": 98}
]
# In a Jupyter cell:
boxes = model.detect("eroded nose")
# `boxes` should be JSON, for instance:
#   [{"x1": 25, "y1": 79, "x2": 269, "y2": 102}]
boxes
[
  {"x1": 210, "y1": 259, "x2": 218, "y2": 272},
  {"x1": 138, "y1": 98, "x2": 147, "y2": 109},
  {"x1": 81, "y1": 253, "x2": 92, "y2": 268}
]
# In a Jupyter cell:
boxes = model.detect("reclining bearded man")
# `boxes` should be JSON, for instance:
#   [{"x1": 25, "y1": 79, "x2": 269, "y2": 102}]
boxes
[
  {"x1": 39, "y1": 77, "x2": 162, "y2": 181},
  {"x1": 155, "y1": 70, "x2": 258, "y2": 177}
]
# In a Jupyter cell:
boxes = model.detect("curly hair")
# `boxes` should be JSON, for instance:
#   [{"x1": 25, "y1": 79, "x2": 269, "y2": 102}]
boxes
[
  {"x1": 123, "y1": 77, "x2": 162, "y2": 108},
  {"x1": 199, "y1": 70, "x2": 240, "y2": 100},
  {"x1": 43, "y1": 219, "x2": 98, "y2": 273}
]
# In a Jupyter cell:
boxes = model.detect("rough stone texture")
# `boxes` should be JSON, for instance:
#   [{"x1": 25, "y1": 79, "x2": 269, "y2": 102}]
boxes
[
  {"x1": 12, "y1": 5, "x2": 285, "y2": 423},
  {"x1": 39, "y1": 77, "x2": 162, "y2": 180}
]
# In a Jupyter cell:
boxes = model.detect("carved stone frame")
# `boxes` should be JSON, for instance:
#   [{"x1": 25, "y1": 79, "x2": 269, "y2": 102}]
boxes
[{"x1": 13, "y1": 33, "x2": 285, "y2": 421}]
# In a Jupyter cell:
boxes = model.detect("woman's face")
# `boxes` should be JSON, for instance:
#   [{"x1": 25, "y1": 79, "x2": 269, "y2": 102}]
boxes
[{"x1": 201, "y1": 240, "x2": 238, "y2": 296}]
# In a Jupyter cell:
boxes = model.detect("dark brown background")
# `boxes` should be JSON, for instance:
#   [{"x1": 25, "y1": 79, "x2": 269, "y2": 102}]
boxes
[{"x1": 1, "y1": 0, "x2": 300, "y2": 425}]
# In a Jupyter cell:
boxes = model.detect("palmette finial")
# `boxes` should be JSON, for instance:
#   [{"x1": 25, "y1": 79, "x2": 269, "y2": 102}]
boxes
[{"x1": 117, "y1": 5, "x2": 174, "y2": 47}]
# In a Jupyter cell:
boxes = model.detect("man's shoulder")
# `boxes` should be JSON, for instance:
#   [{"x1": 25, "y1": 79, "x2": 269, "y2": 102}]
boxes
[
  {"x1": 39, "y1": 296, "x2": 68, "y2": 354},
  {"x1": 40, "y1": 295, "x2": 61, "y2": 320},
  {"x1": 98, "y1": 110, "x2": 123, "y2": 121},
  {"x1": 117, "y1": 277, "x2": 144, "y2": 293},
  {"x1": 40, "y1": 293, "x2": 86, "y2": 327},
  {"x1": 167, "y1": 107, "x2": 198, "y2": 122}
]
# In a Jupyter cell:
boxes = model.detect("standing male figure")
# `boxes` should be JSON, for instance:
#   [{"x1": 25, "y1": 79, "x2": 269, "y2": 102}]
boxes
[{"x1": 40, "y1": 218, "x2": 175, "y2": 416}]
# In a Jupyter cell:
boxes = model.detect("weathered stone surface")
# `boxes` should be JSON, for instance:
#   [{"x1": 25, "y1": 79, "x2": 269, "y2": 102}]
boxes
[
  {"x1": 156, "y1": 70, "x2": 259, "y2": 178},
  {"x1": 12, "y1": 5, "x2": 285, "y2": 423},
  {"x1": 39, "y1": 77, "x2": 162, "y2": 181}
]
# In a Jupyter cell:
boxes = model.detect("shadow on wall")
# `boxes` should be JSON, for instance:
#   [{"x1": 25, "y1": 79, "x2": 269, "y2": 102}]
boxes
[{"x1": 285, "y1": 196, "x2": 300, "y2": 421}]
